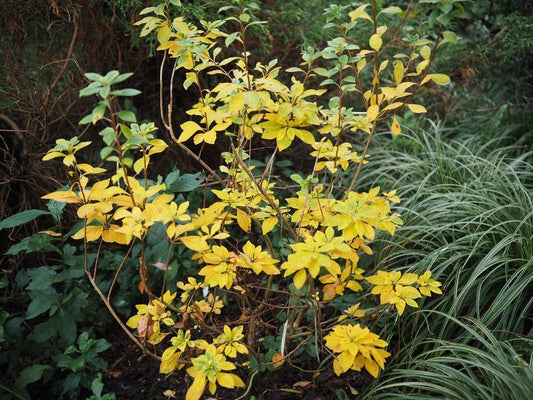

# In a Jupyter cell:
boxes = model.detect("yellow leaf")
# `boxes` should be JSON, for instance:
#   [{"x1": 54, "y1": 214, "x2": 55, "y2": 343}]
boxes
[
  {"x1": 160, "y1": 352, "x2": 180, "y2": 374},
  {"x1": 42, "y1": 151, "x2": 65, "y2": 161},
  {"x1": 157, "y1": 24, "x2": 172, "y2": 45},
  {"x1": 42, "y1": 190, "x2": 80, "y2": 203},
  {"x1": 407, "y1": 104, "x2": 427, "y2": 113},
  {"x1": 236, "y1": 209, "x2": 251, "y2": 232},
  {"x1": 366, "y1": 105, "x2": 379, "y2": 122},
  {"x1": 357, "y1": 58, "x2": 367, "y2": 74},
  {"x1": 338, "y1": 350, "x2": 355, "y2": 373},
  {"x1": 333, "y1": 359, "x2": 343, "y2": 376},
  {"x1": 398, "y1": 273, "x2": 418, "y2": 285},
  {"x1": 382, "y1": 102, "x2": 403, "y2": 112},
  {"x1": 133, "y1": 157, "x2": 145, "y2": 175},
  {"x1": 380, "y1": 87, "x2": 396, "y2": 99},
  {"x1": 232, "y1": 373, "x2": 245, "y2": 388},
  {"x1": 294, "y1": 128, "x2": 315, "y2": 145},
  {"x1": 364, "y1": 358, "x2": 380, "y2": 378},
  {"x1": 428, "y1": 73, "x2": 451, "y2": 85},
  {"x1": 72, "y1": 225, "x2": 103, "y2": 241},
  {"x1": 369, "y1": 34, "x2": 382, "y2": 51},
  {"x1": 395, "y1": 81, "x2": 416, "y2": 96},
  {"x1": 293, "y1": 269, "x2": 307, "y2": 289},
  {"x1": 376, "y1": 25, "x2": 387, "y2": 36},
  {"x1": 378, "y1": 60, "x2": 389, "y2": 74},
  {"x1": 41, "y1": 230, "x2": 62, "y2": 237},
  {"x1": 63, "y1": 154, "x2": 75, "y2": 167},
  {"x1": 349, "y1": 4, "x2": 372, "y2": 22},
  {"x1": 391, "y1": 118, "x2": 401, "y2": 136},
  {"x1": 393, "y1": 61, "x2": 404, "y2": 85},
  {"x1": 185, "y1": 375, "x2": 207, "y2": 400},
  {"x1": 416, "y1": 59, "x2": 430, "y2": 75},
  {"x1": 395, "y1": 300, "x2": 406, "y2": 316},
  {"x1": 420, "y1": 45, "x2": 432, "y2": 60},
  {"x1": 181, "y1": 236, "x2": 209, "y2": 252},
  {"x1": 178, "y1": 121, "x2": 203, "y2": 143},
  {"x1": 216, "y1": 372, "x2": 236, "y2": 388},
  {"x1": 262, "y1": 217, "x2": 278, "y2": 234}
]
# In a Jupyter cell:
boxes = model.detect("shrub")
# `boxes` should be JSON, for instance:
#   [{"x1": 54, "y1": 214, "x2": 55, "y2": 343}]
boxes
[{"x1": 38, "y1": 1, "x2": 457, "y2": 398}]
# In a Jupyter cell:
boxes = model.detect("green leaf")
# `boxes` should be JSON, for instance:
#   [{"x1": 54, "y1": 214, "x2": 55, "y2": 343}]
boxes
[
  {"x1": 102, "y1": 70, "x2": 120, "y2": 84},
  {"x1": 15, "y1": 364, "x2": 51, "y2": 388},
  {"x1": 99, "y1": 127, "x2": 117, "y2": 146},
  {"x1": 225, "y1": 32, "x2": 239, "y2": 47},
  {"x1": 167, "y1": 172, "x2": 203, "y2": 192},
  {"x1": 79, "y1": 83, "x2": 102, "y2": 97},
  {"x1": 285, "y1": 67, "x2": 305, "y2": 73},
  {"x1": 62, "y1": 373, "x2": 81, "y2": 395},
  {"x1": 92, "y1": 103, "x2": 107, "y2": 124},
  {"x1": 115, "y1": 110, "x2": 137, "y2": 123},
  {"x1": 0, "y1": 210, "x2": 51, "y2": 230},
  {"x1": 98, "y1": 85, "x2": 111, "y2": 99},
  {"x1": 79, "y1": 113, "x2": 94, "y2": 125},
  {"x1": 26, "y1": 266, "x2": 59, "y2": 290},
  {"x1": 5, "y1": 232, "x2": 59, "y2": 256},
  {"x1": 110, "y1": 88, "x2": 141, "y2": 97},
  {"x1": 84, "y1": 72, "x2": 102, "y2": 81},
  {"x1": 100, "y1": 146, "x2": 114, "y2": 160},
  {"x1": 379, "y1": 6, "x2": 402, "y2": 15},
  {"x1": 313, "y1": 68, "x2": 329, "y2": 77},
  {"x1": 91, "y1": 373, "x2": 104, "y2": 398},
  {"x1": 26, "y1": 287, "x2": 58, "y2": 319},
  {"x1": 442, "y1": 31, "x2": 459, "y2": 44}
]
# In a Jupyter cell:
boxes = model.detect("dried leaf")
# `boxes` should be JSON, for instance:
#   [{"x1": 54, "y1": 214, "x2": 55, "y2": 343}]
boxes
[{"x1": 272, "y1": 352, "x2": 284, "y2": 368}]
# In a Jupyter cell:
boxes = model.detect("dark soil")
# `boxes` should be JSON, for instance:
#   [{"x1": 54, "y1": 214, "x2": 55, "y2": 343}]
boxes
[{"x1": 103, "y1": 330, "x2": 372, "y2": 400}]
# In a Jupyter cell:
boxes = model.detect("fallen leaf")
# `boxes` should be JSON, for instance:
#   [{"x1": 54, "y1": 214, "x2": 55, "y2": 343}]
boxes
[
  {"x1": 293, "y1": 381, "x2": 311, "y2": 388},
  {"x1": 153, "y1": 262, "x2": 171, "y2": 270},
  {"x1": 272, "y1": 352, "x2": 284, "y2": 368}
]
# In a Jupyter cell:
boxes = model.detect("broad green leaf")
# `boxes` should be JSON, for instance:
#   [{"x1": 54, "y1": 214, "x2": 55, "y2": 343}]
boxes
[
  {"x1": 26, "y1": 288, "x2": 58, "y2": 319},
  {"x1": 0, "y1": 210, "x2": 51, "y2": 230},
  {"x1": 225, "y1": 32, "x2": 239, "y2": 47},
  {"x1": 15, "y1": 364, "x2": 51, "y2": 388},
  {"x1": 115, "y1": 110, "x2": 137, "y2": 123},
  {"x1": 313, "y1": 68, "x2": 329, "y2": 77},
  {"x1": 111, "y1": 72, "x2": 134, "y2": 84},
  {"x1": 99, "y1": 127, "x2": 117, "y2": 146},
  {"x1": 110, "y1": 88, "x2": 141, "y2": 97},
  {"x1": 5, "y1": 232, "x2": 60, "y2": 255},
  {"x1": 79, "y1": 113, "x2": 93, "y2": 125},
  {"x1": 442, "y1": 31, "x2": 459, "y2": 44},
  {"x1": 84, "y1": 72, "x2": 102, "y2": 81},
  {"x1": 79, "y1": 83, "x2": 102, "y2": 97},
  {"x1": 379, "y1": 6, "x2": 402, "y2": 15}
]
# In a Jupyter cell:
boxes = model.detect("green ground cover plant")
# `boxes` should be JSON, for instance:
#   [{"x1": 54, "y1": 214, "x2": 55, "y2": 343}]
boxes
[{"x1": 353, "y1": 124, "x2": 533, "y2": 399}]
